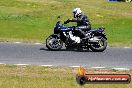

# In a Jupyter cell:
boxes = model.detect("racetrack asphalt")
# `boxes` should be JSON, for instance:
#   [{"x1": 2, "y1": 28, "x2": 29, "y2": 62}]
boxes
[{"x1": 0, "y1": 42, "x2": 132, "y2": 69}]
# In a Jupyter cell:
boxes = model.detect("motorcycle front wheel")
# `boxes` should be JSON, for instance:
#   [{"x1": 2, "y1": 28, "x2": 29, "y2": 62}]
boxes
[
  {"x1": 90, "y1": 37, "x2": 107, "y2": 52},
  {"x1": 46, "y1": 35, "x2": 63, "y2": 51}
]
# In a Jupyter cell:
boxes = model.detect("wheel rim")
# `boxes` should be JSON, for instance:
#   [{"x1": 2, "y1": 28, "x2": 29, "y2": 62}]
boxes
[
  {"x1": 47, "y1": 36, "x2": 62, "y2": 49},
  {"x1": 91, "y1": 38, "x2": 105, "y2": 49}
]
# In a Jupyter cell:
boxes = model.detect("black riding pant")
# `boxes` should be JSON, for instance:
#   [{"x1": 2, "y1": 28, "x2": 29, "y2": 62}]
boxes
[{"x1": 75, "y1": 25, "x2": 91, "y2": 38}]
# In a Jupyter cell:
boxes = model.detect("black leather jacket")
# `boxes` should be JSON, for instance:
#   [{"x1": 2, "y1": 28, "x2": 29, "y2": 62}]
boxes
[{"x1": 68, "y1": 14, "x2": 91, "y2": 26}]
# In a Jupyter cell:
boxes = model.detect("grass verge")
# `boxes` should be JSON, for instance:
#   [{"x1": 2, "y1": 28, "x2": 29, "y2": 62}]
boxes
[
  {"x1": 0, "y1": 0, "x2": 132, "y2": 46},
  {"x1": 0, "y1": 64, "x2": 131, "y2": 88}
]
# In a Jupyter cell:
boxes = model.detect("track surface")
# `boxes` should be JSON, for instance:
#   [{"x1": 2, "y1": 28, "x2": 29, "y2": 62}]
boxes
[{"x1": 0, "y1": 43, "x2": 132, "y2": 69}]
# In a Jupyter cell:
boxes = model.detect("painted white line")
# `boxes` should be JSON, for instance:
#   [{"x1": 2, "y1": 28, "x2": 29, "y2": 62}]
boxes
[
  {"x1": 34, "y1": 43, "x2": 42, "y2": 45},
  {"x1": 14, "y1": 64, "x2": 29, "y2": 66},
  {"x1": 40, "y1": 65, "x2": 53, "y2": 67},
  {"x1": 91, "y1": 67, "x2": 106, "y2": 69},
  {"x1": 0, "y1": 63, "x2": 6, "y2": 65},
  {"x1": 124, "y1": 47, "x2": 130, "y2": 49},
  {"x1": 0, "y1": 62, "x2": 131, "y2": 71},
  {"x1": 15, "y1": 42, "x2": 21, "y2": 44},
  {"x1": 112, "y1": 68, "x2": 130, "y2": 71},
  {"x1": 69, "y1": 66, "x2": 80, "y2": 68}
]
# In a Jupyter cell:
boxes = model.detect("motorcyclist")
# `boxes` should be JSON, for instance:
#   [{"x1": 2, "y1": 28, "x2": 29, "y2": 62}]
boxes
[{"x1": 64, "y1": 8, "x2": 91, "y2": 44}]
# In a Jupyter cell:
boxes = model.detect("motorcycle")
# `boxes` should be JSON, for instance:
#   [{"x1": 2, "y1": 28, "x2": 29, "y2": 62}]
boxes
[{"x1": 46, "y1": 16, "x2": 107, "y2": 52}]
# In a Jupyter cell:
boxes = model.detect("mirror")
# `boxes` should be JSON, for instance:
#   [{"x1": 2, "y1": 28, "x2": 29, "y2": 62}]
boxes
[{"x1": 57, "y1": 16, "x2": 60, "y2": 19}]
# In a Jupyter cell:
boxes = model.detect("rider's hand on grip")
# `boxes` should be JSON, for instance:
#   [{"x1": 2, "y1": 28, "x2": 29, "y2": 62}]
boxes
[
  {"x1": 64, "y1": 21, "x2": 68, "y2": 24},
  {"x1": 64, "y1": 19, "x2": 70, "y2": 24}
]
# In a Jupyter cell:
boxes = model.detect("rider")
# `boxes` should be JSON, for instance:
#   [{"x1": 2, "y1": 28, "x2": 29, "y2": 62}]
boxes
[{"x1": 64, "y1": 8, "x2": 91, "y2": 44}]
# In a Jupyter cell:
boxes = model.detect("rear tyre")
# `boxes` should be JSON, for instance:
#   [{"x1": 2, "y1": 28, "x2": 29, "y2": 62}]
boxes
[
  {"x1": 46, "y1": 35, "x2": 63, "y2": 51},
  {"x1": 90, "y1": 37, "x2": 107, "y2": 52}
]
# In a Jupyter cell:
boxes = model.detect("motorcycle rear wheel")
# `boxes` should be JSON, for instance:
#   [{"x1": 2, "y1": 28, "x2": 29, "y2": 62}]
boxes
[{"x1": 90, "y1": 37, "x2": 107, "y2": 52}]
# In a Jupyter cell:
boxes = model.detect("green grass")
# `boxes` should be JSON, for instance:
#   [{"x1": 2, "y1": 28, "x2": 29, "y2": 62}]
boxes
[
  {"x1": 0, "y1": 64, "x2": 131, "y2": 88},
  {"x1": 0, "y1": 0, "x2": 132, "y2": 46}
]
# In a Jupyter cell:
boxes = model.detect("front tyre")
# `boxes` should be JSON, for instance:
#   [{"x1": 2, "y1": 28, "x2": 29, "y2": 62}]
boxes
[
  {"x1": 90, "y1": 37, "x2": 107, "y2": 52},
  {"x1": 46, "y1": 35, "x2": 63, "y2": 51}
]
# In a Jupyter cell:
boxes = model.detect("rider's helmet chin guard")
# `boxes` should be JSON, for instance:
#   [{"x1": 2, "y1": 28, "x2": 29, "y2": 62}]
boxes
[{"x1": 73, "y1": 8, "x2": 82, "y2": 18}]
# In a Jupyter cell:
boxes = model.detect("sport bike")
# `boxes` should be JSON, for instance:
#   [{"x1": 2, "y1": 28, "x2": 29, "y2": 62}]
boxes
[{"x1": 46, "y1": 16, "x2": 107, "y2": 52}]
